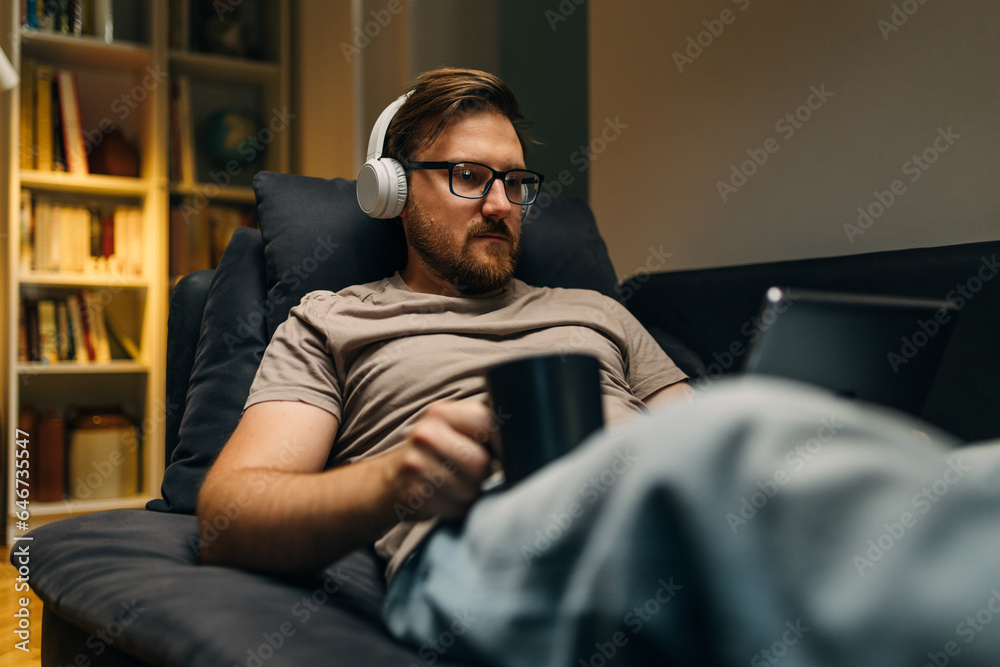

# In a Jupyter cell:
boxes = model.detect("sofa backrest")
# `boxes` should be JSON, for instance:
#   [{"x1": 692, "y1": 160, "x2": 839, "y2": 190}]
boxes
[{"x1": 627, "y1": 240, "x2": 1000, "y2": 442}]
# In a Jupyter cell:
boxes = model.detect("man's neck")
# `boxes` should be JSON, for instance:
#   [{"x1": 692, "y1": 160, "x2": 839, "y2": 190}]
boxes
[{"x1": 399, "y1": 266, "x2": 506, "y2": 299}]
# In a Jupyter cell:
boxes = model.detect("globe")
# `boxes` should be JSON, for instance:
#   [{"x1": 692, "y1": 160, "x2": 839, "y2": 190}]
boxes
[{"x1": 203, "y1": 110, "x2": 262, "y2": 166}]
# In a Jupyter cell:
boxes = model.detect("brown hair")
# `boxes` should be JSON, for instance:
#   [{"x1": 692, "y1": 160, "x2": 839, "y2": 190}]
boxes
[{"x1": 384, "y1": 68, "x2": 533, "y2": 163}]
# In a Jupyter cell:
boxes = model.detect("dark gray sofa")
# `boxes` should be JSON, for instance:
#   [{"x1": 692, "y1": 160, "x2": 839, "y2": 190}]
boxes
[{"x1": 17, "y1": 173, "x2": 1000, "y2": 666}]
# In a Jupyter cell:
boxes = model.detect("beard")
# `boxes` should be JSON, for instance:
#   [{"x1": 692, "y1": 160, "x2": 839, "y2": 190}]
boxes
[{"x1": 404, "y1": 199, "x2": 522, "y2": 295}]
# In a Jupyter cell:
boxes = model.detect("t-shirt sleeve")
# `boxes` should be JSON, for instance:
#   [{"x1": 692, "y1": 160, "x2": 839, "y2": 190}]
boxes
[
  {"x1": 244, "y1": 292, "x2": 343, "y2": 420},
  {"x1": 609, "y1": 298, "x2": 689, "y2": 400}
]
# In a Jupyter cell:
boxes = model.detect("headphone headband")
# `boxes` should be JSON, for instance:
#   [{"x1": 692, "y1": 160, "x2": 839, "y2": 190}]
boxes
[
  {"x1": 366, "y1": 92, "x2": 411, "y2": 162},
  {"x1": 357, "y1": 92, "x2": 412, "y2": 219}
]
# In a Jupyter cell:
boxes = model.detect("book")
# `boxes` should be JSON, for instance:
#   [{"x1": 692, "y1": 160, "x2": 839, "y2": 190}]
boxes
[
  {"x1": 36, "y1": 410, "x2": 66, "y2": 502},
  {"x1": 89, "y1": 206, "x2": 102, "y2": 267},
  {"x1": 74, "y1": 289, "x2": 97, "y2": 361},
  {"x1": 169, "y1": 200, "x2": 211, "y2": 275},
  {"x1": 25, "y1": 299, "x2": 40, "y2": 362},
  {"x1": 174, "y1": 76, "x2": 195, "y2": 184},
  {"x1": 37, "y1": 0, "x2": 58, "y2": 32},
  {"x1": 18, "y1": 301, "x2": 30, "y2": 363},
  {"x1": 33, "y1": 197, "x2": 53, "y2": 271},
  {"x1": 105, "y1": 307, "x2": 141, "y2": 360},
  {"x1": 82, "y1": 290, "x2": 112, "y2": 362},
  {"x1": 35, "y1": 64, "x2": 55, "y2": 171},
  {"x1": 66, "y1": 293, "x2": 88, "y2": 362},
  {"x1": 128, "y1": 206, "x2": 143, "y2": 276},
  {"x1": 25, "y1": 0, "x2": 38, "y2": 30},
  {"x1": 51, "y1": 76, "x2": 68, "y2": 172},
  {"x1": 57, "y1": 69, "x2": 89, "y2": 175},
  {"x1": 37, "y1": 299, "x2": 59, "y2": 364},
  {"x1": 57, "y1": 300, "x2": 73, "y2": 360},
  {"x1": 69, "y1": 0, "x2": 85, "y2": 36},
  {"x1": 111, "y1": 206, "x2": 142, "y2": 275},
  {"x1": 19, "y1": 189, "x2": 33, "y2": 271},
  {"x1": 19, "y1": 58, "x2": 36, "y2": 170}
]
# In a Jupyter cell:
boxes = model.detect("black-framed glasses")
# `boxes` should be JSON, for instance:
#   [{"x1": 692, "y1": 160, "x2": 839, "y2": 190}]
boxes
[{"x1": 405, "y1": 161, "x2": 544, "y2": 206}]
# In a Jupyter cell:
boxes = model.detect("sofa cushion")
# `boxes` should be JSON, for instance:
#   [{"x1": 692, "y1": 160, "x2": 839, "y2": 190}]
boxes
[
  {"x1": 23, "y1": 510, "x2": 476, "y2": 667},
  {"x1": 163, "y1": 269, "x2": 214, "y2": 467},
  {"x1": 253, "y1": 173, "x2": 408, "y2": 338},
  {"x1": 147, "y1": 227, "x2": 269, "y2": 514},
  {"x1": 252, "y1": 172, "x2": 623, "y2": 338}
]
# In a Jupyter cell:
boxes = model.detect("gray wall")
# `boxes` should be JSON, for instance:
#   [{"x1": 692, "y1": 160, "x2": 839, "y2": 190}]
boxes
[{"x1": 591, "y1": 0, "x2": 1000, "y2": 277}]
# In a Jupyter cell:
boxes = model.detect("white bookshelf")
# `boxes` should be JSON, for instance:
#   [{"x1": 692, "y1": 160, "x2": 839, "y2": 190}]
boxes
[{"x1": 2, "y1": 0, "x2": 290, "y2": 543}]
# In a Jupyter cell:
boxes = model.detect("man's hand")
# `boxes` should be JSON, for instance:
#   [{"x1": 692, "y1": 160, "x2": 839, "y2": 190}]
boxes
[{"x1": 379, "y1": 400, "x2": 495, "y2": 521}]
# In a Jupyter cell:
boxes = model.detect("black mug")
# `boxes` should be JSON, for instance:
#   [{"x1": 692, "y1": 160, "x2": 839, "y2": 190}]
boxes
[{"x1": 486, "y1": 354, "x2": 605, "y2": 486}]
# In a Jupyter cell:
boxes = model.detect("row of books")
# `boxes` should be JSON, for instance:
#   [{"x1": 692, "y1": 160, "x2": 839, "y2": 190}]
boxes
[
  {"x1": 19, "y1": 290, "x2": 140, "y2": 365},
  {"x1": 21, "y1": 0, "x2": 113, "y2": 40},
  {"x1": 20, "y1": 190, "x2": 144, "y2": 277},
  {"x1": 19, "y1": 58, "x2": 89, "y2": 174},
  {"x1": 170, "y1": 200, "x2": 254, "y2": 276},
  {"x1": 18, "y1": 405, "x2": 140, "y2": 503}
]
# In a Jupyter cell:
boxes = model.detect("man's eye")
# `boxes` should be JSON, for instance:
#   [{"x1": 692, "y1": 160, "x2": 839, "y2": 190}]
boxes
[{"x1": 456, "y1": 169, "x2": 476, "y2": 181}]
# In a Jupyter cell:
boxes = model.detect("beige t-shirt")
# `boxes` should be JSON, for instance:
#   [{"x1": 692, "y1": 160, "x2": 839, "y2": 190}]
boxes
[{"x1": 245, "y1": 273, "x2": 687, "y2": 580}]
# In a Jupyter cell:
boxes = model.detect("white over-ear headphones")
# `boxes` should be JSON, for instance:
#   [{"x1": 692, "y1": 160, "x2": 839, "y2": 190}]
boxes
[{"x1": 357, "y1": 92, "x2": 412, "y2": 219}]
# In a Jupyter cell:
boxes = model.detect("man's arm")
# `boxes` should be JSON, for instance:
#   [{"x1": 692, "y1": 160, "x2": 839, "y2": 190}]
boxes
[
  {"x1": 197, "y1": 399, "x2": 493, "y2": 575},
  {"x1": 644, "y1": 380, "x2": 696, "y2": 409}
]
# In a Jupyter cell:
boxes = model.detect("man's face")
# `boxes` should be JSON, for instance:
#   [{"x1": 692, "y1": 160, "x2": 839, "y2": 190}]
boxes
[{"x1": 400, "y1": 111, "x2": 525, "y2": 296}]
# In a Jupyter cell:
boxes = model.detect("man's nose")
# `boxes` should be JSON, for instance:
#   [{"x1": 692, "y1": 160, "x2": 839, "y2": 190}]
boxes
[{"x1": 481, "y1": 178, "x2": 513, "y2": 217}]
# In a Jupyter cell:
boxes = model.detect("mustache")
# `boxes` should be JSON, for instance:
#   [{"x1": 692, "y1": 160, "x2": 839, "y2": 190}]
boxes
[{"x1": 467, "y1": 218, "x2": 513, "y2": 239}]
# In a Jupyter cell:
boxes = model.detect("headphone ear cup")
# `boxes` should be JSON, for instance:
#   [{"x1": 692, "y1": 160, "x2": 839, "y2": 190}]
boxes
[{"x1": 357, "y1": 157, "x2": 408, "y2": 219}]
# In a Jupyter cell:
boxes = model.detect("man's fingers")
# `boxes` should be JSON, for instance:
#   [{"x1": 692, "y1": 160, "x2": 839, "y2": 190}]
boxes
[{"x1": 411, "y1": 401, "x2": 494, "y2": 477}]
